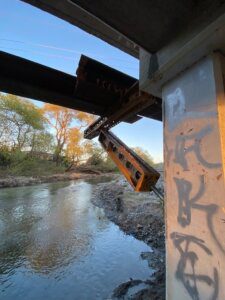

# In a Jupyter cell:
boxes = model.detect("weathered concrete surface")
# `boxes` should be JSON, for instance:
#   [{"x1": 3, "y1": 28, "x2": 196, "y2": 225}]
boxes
[
  {"x1": 163, "y1": 54, "x2": 225, "y2": 300},
  {"x1": 23, "y1": 1, "x2": 225, "y2": 56}
]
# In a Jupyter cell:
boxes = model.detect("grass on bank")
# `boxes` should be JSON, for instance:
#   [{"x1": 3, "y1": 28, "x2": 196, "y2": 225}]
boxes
[
  {"x1": 0, "y1": 148, "x2": 160, "y2": 178},
  {"x1": 0, "y1": 149, "x2": 118, "y2": 178},
  {"x1": 0, "y1": 158, "x2": 66, "y2": 178}
]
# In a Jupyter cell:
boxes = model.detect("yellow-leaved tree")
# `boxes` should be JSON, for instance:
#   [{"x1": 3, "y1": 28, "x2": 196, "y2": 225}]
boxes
[
  {"x1": 42, "y1": 103, "x2": 94, "y2": 164},
  {"x1": 66, "y1": 127, "x2": 93, "y2": 166}
]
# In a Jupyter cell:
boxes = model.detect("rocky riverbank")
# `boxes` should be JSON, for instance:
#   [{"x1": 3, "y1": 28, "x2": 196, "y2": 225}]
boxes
[
  {"x1": 91, "y1": 173, "x2": 165, "y2": 300},
  {"x1": 0, "y1": 172, "x2": 116, "y2": 189}
]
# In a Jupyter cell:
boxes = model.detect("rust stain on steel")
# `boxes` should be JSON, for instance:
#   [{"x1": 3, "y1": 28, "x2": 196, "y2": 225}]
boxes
[
  {"x1": 84, "y1": 82, "x2": 157, "y2": 139},
  {"x1": 77, "y1": 55, "x2": 162, "y2": 123},
  {"x1": 78, "y1": 55, "x2": 161, "y2": 191},
  {"x1": 76, "y1": 55, "x2": 136, "y2": 103},
  {"x1": 99, "y1": 130, "x2": 160, "y2": 192}
]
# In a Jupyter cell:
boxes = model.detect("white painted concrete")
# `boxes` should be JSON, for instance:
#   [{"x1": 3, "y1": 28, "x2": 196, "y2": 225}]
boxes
[{"x1": 163, "y1": 54, "x2": 225, "y2": 300}]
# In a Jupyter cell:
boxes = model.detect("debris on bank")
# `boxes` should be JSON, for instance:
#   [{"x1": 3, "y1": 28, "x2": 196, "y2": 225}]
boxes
[
  {"x1": 0, "y1": 172, "x2": 116, "y2": 189},
  {"x1": 91, "y1": 173, "x2": 165, "y2": 300}
]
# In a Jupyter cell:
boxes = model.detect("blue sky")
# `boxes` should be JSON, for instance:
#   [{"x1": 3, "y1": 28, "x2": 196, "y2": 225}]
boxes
[{"x1": 0, "y1": 0, "x2": 163, "y2": 162}]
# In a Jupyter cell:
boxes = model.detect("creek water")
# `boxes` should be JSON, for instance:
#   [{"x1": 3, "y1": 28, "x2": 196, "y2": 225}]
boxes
[{"x1": 0, "y1": 179, "x2": 152, "y2": 300}]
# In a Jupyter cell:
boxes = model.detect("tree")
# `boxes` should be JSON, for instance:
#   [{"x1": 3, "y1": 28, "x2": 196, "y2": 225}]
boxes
[
  {"x1": 30, "y1": 131, "x2": 55, "y2": 153},
  {"x1": 85, "y1": 143, "x2": 118, "y2": 172},
  {"x1": 42, "y1": 103, "x2": 94, "y2": 163},
  {"x1": 132, "y1": 147, "x2": 155, "y2": 166},
  {"x1": 66, "y1": 127, "x2": 93, "y2": 166},
  {"x1": 0, "y1": 94, "x2": 44, "y2": 150},
  {"x1": 86, "y1": 143, "x2": 105, "y2": 166}
]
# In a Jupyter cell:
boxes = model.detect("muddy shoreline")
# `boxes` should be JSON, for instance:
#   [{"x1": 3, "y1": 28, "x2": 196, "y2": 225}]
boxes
[
  {"x1": 91, "y1": 174, "x2": 165, "y2": 300},
  {"x1": 0, "y1": 172, "x2": 117, "y2": 189}
]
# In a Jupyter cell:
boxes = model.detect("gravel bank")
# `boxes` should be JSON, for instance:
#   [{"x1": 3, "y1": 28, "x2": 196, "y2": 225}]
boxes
[
  {"x1": 0, "y1": 172, "x2": 116, "y2": 189},
  {"x1": 91, "y1": 173, "x2": 165, "y2": 300}
]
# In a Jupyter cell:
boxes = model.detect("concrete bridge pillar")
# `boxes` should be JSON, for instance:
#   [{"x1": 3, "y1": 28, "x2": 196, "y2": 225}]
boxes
[{"x1": 163, "y1": 53, "x2": 225, "y2": 300}]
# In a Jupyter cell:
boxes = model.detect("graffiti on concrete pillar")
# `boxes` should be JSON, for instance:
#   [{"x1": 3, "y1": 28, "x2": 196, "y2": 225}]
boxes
[
  {"x1": 174, "y1": 176, "x2": 224, "y2": 253},
  {"x1": 174, "y1": 175, "x2": 205, "y2": 227},
  {"x1": 168, "y1": 116, "x2": 224, "y2": 299},
  {"x1": 166, "y1": 87, "x2": 217, "y2": 131},
  {"x1": 174, "y1": 125, "x2": 221, "y2": 171},
  {"x1": 171, "y1": 232, "x2": 219, "y2": 300}
]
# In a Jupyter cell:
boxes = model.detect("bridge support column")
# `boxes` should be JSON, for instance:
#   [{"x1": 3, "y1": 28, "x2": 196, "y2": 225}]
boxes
[{"x1": 163, "y1": 53, "x2": 225, "y2": 300}]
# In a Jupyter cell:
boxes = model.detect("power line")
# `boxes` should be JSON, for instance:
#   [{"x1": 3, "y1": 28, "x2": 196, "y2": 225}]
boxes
[
  {"x1": 0, "y1": 38, "x2": 86, "y2": 54},
  {"x1": 0, "y1": 38, "x2": 138, "y2": 63},
  {"x1": 0, "y1": 46, "x2": 138, "y2": 71},
  {"x1": 0, "y1": 46, "x2": 76, "y2": 60}
]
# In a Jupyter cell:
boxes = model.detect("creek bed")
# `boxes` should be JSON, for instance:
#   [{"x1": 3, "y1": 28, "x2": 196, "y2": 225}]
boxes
[{"x1": 0, "y1": 179, "x2": 153, "y2": 300}]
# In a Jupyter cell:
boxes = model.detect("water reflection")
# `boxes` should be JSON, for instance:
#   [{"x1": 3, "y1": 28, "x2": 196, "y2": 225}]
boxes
[{"x1": 0, "y1": 180, "x2": 151, "y2": 300}]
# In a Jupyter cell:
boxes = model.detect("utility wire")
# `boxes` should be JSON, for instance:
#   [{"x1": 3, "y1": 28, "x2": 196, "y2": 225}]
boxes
[
  {"x1": 0, "y1": 38, "x2": 138, "y2": 63},
  {"x1": 0, "y1": 46, "x2": 78, "y2": 61},
  {"x1": 0, "y1": 45, "x2": 138, "y2": 71}
]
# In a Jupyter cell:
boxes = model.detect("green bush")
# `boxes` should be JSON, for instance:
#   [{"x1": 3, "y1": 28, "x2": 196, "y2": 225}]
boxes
[
  {"x1": 0, "y1": 150, "x2": 66, "y2": 177},
  {"x1": 86, "y1": 153, "x2": 104, "y2": 166},
  {"x1": 9, "y1": 150, "x2": 27, "y2": 165},
  {"x1": 8, "y1": 158, "x2": 65, "y2": 177},
  {"x1": 100, "y1": 156, "x2": 118, "y2": 172},
  {"x1": 85, "y1": 153, "x2": 118, "y2": 173},
  {"x1": 0, "y1": 146, "x2": 11, "y2": 167}
]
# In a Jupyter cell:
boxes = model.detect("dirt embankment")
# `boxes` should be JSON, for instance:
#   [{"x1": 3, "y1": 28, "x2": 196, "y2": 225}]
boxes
[
  {"x1": 91, "y1": 173, "x2": 165, "y2": 300},
  {"x1": 0, "y1": 172, "x2": 116, "y2": 189}
]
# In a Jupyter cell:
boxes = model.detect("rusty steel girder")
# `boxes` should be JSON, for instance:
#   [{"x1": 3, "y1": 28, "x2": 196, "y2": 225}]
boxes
[
  {"x1": 99, "y1": 130, "x2": 160, "y2": 192},
  {"x1": 84, "y1": 82, "x2": 157, "y2": 139},
  {"x1": 78, "y1": 55, "x2": 162, "y2": 194},
  {"x1": 76, "y1": 55, "x2": 136, "y2": 109}
]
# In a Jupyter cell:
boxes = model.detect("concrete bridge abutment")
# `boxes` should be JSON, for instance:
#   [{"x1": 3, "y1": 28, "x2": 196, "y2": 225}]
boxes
[{"x1": 163, "y1": 53, "x2": 225, "y2": 300}]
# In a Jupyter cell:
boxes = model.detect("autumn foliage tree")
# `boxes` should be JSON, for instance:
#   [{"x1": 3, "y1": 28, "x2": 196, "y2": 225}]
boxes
[
  {"x1": 42, "y1": 103, "x2": 94, "y2": 164},
  {"x1": 66, "y1": 128, "x2": 93, "y2": 166},
  {"x1": 0, "y1": 93, "x2": 157, "y2": 176}
]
